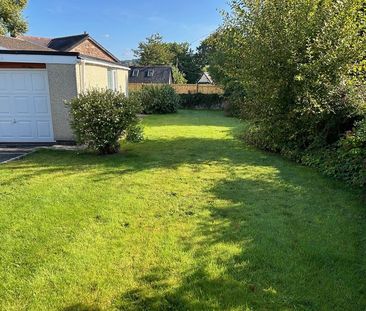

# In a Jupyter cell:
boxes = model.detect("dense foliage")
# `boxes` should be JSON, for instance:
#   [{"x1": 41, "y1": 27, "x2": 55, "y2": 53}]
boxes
[
  {"x1": 135, "y1": 85, "x2": 180, "y2": 114},
  {"x1": 209, "y1": 0, "x2": 366, "y2": 186},
  {"x1": 222, "y1": 82, "x2": 247, "y2": 117},
  {"x1": 172, "y1": 65, "x2": 188, "y2": 84},
  {"x1": 303, "y1": 119, "x2": 366, "y2": 187},
  {"x1": 180, "y1": 93, "x2": 225, "y2": 110},
  {"x1": 67, "y1": 89, "x2": 140, "y2": 154},
  {"x1": 0, "y1": 0, "x2": 28, "y2": 36},
  {"x1": 125, "y1": 120, "x2": 144, "y2": 143},
  {"x1": 134, "y1": 34, "x2": 203, "y2": 83},
  {"x1": 134, "y1": 34, "x2": 174, "y2": 66}
]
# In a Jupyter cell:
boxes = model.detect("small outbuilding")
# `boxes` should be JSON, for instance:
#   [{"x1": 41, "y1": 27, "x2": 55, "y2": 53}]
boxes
[
  {"x1": 0, "y1": 34, "x2": 129, "y2": 143},
  {"x1": 197, "y1": 72, "x2": 214, "y2": 84}
]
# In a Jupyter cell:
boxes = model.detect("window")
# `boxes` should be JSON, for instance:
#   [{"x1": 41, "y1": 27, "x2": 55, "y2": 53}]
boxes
[
  {"x1": 132, "y1": 69, "x2": 139, "y2": 77},
  {"x1": 108, "y1": 69, "x2": 118, "y2": 91},
  {"x1": 147, "y1": 69, "x2": 154, "y2": 77}
]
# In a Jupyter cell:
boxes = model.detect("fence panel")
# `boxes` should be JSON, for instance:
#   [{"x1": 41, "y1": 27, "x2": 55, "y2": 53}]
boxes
[{"x1": 128, "y1": 83, "x2": 224, "y2": 95}]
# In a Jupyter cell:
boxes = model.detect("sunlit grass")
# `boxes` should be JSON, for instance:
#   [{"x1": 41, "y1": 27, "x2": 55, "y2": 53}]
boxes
[{"x1": 0, "y1": 110, "x2": 365, "y2": 310}]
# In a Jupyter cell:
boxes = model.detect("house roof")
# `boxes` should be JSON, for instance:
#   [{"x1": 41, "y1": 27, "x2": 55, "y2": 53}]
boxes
[
  {"x1": 197, "y1": 72, "x2": 214, "y2": 84},
  {"x1": 0, "y1": 36, "x2": 55, "y2": 51},
  {"x1": 0, "y1": 49, "x2": 79, "y2": 57},
  {"x1": 129, "y1": 66, "x2": 173, "y2": 84},
  {"x1": 16, "y1": 33, "x2": 120, "y2": 63},
  {"x1": 47, "y1": 34, "x2": 89, "y2": 51},
  {"x1": 48, "y1": 34, "x2": 119, "y2": 62},
  {"x1": 17, "y1": 35, "x2": 52, "y2": 48}
]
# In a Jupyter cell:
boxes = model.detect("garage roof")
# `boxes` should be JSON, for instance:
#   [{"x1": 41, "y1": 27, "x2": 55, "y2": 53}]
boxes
[
  {"x1": 0, "y1": 36, "x2": 55, "y2": 51},
  {"x1": 47, "y1": 34, "x2": 89, "y2": 51},
  {"x1": 19, "y1": 34, "x2": 120, "y2": 63}
]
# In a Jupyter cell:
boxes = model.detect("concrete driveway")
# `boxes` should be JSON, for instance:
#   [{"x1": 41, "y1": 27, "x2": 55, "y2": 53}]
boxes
[{"x1": 0, "y1": 148, "x2": 34, "y2": 164}]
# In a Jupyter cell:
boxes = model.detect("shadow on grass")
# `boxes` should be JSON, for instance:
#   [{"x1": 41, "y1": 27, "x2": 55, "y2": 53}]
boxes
[
  {"x1": 117, "y1": 268, "x2": 247, "y2": 311},
  {"x1": 3, "y1": 113, "x2": 365, "y2": 310},
  {"x1": 3, "y1": 137, "x2": 359, "y2": 198},
  {"x1": 0, "y1": 137, "x2": 277, "y2": 186},
  {"x1": 63, "y1": 304, "x2": 101, "y2": 311},
  {"x1": 114, "y1": 177, "x2": 365, "y2": 310}
]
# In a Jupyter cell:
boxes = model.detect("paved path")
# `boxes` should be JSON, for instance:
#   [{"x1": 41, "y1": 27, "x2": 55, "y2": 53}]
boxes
[
  {"x1": 0, "y1": 145, "x2": 82, "y2": 163},
  {"x1": 0, "y1": 148, "x2": 34, "y2": 164}
]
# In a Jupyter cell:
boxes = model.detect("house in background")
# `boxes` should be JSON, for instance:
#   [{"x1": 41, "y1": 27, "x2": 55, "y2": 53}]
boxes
[
  {"x1": 129, "y1": 66, "x2": 173, "y2": 84},
  {"x1": 0, "y1": 33, "x2": 129, "y2": 143},
  {"x1": 197, "y1": 72, "x2": 214, "y2": 84}
]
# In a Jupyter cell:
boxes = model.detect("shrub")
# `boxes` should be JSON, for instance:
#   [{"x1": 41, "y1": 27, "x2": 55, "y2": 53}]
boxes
[
  {"x1": 222, "y1": 82, "x2": 246, "y2": 117},
  {"x1": 244, "y1": 118, "x2": 366, "y2": 187},
  {"x1": 179, "y1": 93, "x2": 224, "y2": 110},
  {"x1": 211, "y1": 0, "x2": 365, "y2": 187},
  {"x1": 125, "y1": 121, "x2": 144, "y2": 143},
  {"x1": 136, "y1": 85, "x2": 180, "y2": 114},
  {"x1": 302, "y1": 119, "x2": 366, "y2": 187},
  {"x1": 212, "y1": 0, "x2": 365, "y2": 146},
  {"x1": 67, "y1": 89, "x2": 140, "y2": 154},
  {"x1": 243, "y1": 124, "x2": 280, "y2": 153},
  {"x1": 223, "y1": 99, "x2": 243, "y2": 118}
]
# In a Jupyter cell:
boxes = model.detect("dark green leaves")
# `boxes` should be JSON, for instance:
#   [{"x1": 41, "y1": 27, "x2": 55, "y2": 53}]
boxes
[{"x1": 67, "y1": 89, "x2": 141, "y2": 154}]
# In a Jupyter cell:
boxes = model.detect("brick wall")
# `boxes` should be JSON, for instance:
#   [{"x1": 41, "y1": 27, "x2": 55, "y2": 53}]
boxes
[{"x1": 71, "y1": 39, "x2": 116, "y2": 62}]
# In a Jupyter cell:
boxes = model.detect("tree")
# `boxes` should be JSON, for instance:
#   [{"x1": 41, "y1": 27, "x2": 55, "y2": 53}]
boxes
[
  {"x1": 353, "y1": 2, "x2": 366, "y2": 80},
  {"x1": 0, "y1": 0, "x2": 28, "y2": 36},
  {"x1": 133, "y1": 34, "x2": 174, "y2": 65},
  {"x1": 134, "y1": 34, "x2": 201, "y2": 83},
  {"x1": 172, "y1": 66, "x2": 187, "y2": 84},
  {"x1": 212, "y1": 0, "x2": 365, "y2": 152},
  {"x1": 195, "y1": 36, "x2": 216, "y2": 71},
  {"x1": 195, "y1": 31, "x2": 228, "y2": 86},
  {"x1": 170, "y1": 42, "x2": 201, "y2": 83}
]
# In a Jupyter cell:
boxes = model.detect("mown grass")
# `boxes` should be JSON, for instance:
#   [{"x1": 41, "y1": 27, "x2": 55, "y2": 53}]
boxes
[{"x1": 0, "y1": 110, "x2": 365, "y2": 311}]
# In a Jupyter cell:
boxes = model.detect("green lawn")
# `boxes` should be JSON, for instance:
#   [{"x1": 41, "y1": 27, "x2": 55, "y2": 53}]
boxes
[{"x1": 0, "y1": 110, "x2": 365, "y2": 311}]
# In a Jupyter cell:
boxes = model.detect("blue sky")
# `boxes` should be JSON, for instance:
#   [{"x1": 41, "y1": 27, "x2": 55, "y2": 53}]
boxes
[{"x1": 24, "y1": 0, "x2": 229, "y2": 60}]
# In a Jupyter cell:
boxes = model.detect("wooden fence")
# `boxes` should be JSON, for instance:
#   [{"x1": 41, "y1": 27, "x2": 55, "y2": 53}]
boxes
[{"x1": 128, "y1": 83, "x2": 224, "y2": 95}]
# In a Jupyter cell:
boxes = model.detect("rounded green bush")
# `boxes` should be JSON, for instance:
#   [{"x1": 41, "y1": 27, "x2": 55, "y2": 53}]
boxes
[
  {"x1": 136, "y1": 85, "x2": 180, "y2": 114},
  {"x1": 67, "y1": 89, "x2": 140, "y2": 154},
  {"x1": 125, "y1": 121, "x2": 144, "y2": 143}
]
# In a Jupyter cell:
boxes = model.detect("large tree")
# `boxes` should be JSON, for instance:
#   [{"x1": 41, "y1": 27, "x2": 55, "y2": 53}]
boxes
[
  {"x1": 353, "y1": 2, "x2": 366, "y2": 80},
  {"x1": 170, "y1": 42, "x2": 201, "y2": 83},
  {"x1": 0, "y1": 0, "x2": 28, "y2": 36},
  {"x1": 133, "y1": 34, "x2": 174, "y2": 66},
  {"x1": 212, "y1": 0, "x2": 365, "y2": 151},
  {"x1": 134, "y1": 33, "x2": 201, "y2": 83},
  {"x1": 195, "y1": 31, "x2": 227, "y2": 85}
]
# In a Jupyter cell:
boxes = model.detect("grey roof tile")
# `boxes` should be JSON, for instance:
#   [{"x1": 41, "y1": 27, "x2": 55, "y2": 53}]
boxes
[
  {"x1": 0, "y1": 36, "x2": 55, "y2": 51},
  {"x1": 129, "y1": 66, "x2": 173, "y2": 84}
]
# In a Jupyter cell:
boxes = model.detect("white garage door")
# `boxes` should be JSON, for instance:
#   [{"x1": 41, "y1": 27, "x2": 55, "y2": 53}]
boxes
[{"x1": 0, "y1": 69, "x2": 54, "y2": 143}]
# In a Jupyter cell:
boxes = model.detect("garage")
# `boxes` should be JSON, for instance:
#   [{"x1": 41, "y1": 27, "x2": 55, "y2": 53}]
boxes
[
  {"x1": 0, "y1": 35, "x2": 130, "y2": 143},
  {"x1": 0, "y1": 68, "x2": 54, "y2": 143}
]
